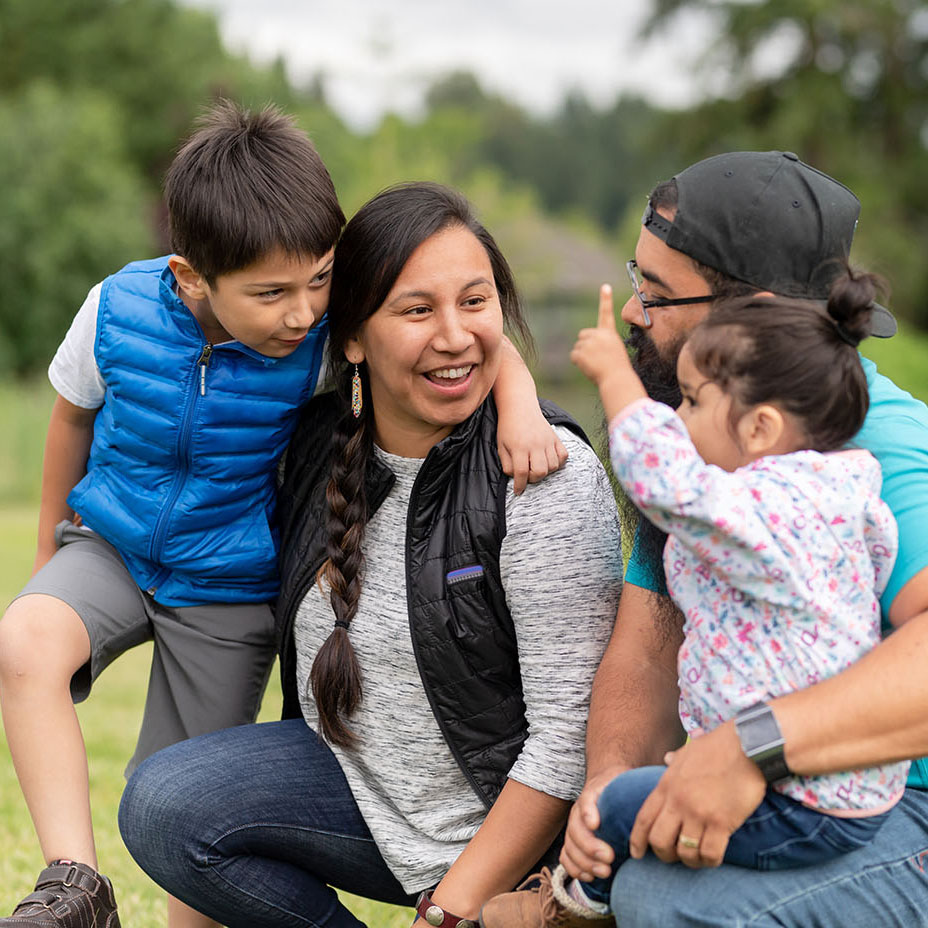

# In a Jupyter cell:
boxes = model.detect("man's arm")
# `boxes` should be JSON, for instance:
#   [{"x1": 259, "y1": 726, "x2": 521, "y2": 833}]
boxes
[
  {"x1": 561, "y1": 582, "x2": 684, "y2": 881},
  {"x1": 775, "y1": 567, "x2": 928, "y2": 775},
  {"x1": 33, "y1": 395, "x2": 98, "y2": 573}
]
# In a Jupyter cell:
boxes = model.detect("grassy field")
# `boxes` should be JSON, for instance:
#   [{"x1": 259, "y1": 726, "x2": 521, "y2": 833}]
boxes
[
  {"x1": 0, "y1": 508, "x2": 413, "y2": 926},
  {"x1": 0, "y1": 329, "x2": 925, "y2": 925}
]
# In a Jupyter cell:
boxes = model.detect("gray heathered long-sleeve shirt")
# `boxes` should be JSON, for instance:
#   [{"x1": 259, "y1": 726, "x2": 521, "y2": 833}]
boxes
[{"x1": 294, "y1": 427, "x2": 623, "y2": 892}]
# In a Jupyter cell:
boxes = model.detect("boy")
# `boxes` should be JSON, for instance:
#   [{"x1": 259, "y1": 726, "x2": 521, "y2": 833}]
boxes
[{"x1": 0, "y1": 101, "x2": 561, "y2": 928}]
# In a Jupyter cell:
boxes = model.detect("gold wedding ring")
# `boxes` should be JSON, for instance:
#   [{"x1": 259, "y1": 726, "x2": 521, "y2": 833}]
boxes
[{"x1": 678, "y1": 834, "x2": 700, "y2": 849}]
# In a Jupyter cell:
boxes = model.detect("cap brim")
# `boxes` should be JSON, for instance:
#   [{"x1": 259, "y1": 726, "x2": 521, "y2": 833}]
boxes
[{"x1": 870, "y1": 302, "x2": 897, "y2": 338}]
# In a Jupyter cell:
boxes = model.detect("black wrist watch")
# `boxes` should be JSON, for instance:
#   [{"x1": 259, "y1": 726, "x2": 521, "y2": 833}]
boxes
[{"x1": 734, "y1": 702, "x2": 791, "y2": 784}]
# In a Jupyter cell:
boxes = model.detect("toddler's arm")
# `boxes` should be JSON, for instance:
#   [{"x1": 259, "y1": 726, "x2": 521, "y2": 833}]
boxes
[
  {"x1": 571, "y1": 284, "x2": 647, "y2": 420},
  {"x1": 493, "y1": 336, "x2": 568, "y2": 495},
  {"x1": 33, "y1": 395, "x2": 98, "y2": 574}
]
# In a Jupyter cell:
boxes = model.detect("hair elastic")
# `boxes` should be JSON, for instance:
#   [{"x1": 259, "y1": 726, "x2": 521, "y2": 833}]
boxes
[
  {"x1": 834, "y1": 321, "x2": 861, "y2": 347},
  {"x1": 334, "y1": 619, "x2": 350, "y2": 630}
]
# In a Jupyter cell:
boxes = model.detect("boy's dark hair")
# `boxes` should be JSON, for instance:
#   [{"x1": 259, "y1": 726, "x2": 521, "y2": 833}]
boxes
[
  {"x1": 687, "y1": 267, "x2": 882, "y2": 452},
  {"x1": 164, "y1": 100, "x2": 345, "y2": 283},
  {"x1": 311, "y1": 181, "x2": 532, "y2": 747}
]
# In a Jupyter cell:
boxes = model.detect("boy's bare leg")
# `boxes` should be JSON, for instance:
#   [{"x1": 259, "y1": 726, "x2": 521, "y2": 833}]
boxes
[
  {"x1": 0, "y1": 593, "x2": 96, "y2": 867},
  {"x1": 168, "y1": 895, "x2": 222, "y2": 928}
]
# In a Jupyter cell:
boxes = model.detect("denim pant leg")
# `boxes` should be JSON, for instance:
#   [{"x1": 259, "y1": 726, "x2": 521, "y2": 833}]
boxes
[
  {"x1": 723, "y1": 789, "x2": 889, "y2": 870},
  {"x1": 609, "y1": 788, "x2": 928, "y2": 927},
  {"x1": 119, "y1": 719, "x2": 416, "y2": 928},
  {"x1": 581, "y1": 766, "x2": 666, "y2": 904}
]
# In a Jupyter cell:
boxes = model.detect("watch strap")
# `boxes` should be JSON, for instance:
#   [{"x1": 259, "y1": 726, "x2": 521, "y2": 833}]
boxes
[
  {"x1": 734, "y1": 701, "x2": 790, "y2": 784},
  {"x1": 415, "y1": 890, "x2": 476, "y2": 928}
]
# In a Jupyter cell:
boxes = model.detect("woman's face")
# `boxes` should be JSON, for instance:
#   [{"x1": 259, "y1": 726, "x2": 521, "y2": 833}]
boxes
[{"x1": 346, "y1": 224, "x2": 505, "y2": 458}]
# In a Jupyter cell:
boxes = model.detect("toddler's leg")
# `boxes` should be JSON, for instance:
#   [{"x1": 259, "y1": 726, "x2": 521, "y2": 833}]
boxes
[
  {"x1": 0, "y1": 593, "x2": 95, "y2": 864},
  {"x1": 581, "y1": 765, "x2": 667, "y2": 903}
]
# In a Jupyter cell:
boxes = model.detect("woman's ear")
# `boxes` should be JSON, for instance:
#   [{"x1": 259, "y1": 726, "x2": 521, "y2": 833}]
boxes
[
  {"x1": 344, "y1": 336, "x2": 365, "y2": 365},
  {"x1": 737, "y1": 404, "x2": 786, "y2": 458},
  {"x1": 168, "y1": 256, "x2": 209, "y2": 300}
]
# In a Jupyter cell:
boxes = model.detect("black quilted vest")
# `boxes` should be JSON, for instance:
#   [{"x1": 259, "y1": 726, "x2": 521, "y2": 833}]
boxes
[{"x1": 275, "y1": 391, "x2": 588, "y2": 809}]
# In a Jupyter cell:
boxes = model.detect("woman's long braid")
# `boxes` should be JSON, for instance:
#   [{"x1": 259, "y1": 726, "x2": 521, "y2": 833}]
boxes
[
  {"x1": 305, "y1": 182, "x2": 532, "y2": 746},
  {"x1": 310, "y1": 370, "x2": 372, "y2": 746}
]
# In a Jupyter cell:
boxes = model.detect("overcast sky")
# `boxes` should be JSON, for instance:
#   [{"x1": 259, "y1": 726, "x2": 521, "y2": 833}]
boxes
[{"x1": 181, "y1": 0, "x2": 716, "y2": 129}]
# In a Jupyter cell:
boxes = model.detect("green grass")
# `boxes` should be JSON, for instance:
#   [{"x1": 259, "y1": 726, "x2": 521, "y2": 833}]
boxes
[
  {"x1": 0, "y1": 331, "x2": 926, "y2": 925},
  {"x1": 0, "y1": 507, "x2": 410, "y2": 926}
]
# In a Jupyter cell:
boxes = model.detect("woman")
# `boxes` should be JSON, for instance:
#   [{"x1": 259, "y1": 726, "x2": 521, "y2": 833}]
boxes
[{"x1": 118, "y1": 182, "x2": 623, "y2": 927}]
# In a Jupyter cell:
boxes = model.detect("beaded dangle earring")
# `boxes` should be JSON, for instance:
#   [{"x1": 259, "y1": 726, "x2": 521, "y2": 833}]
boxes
[{"x1": 351, "y1": 364, "x2": 362, "y2": 418}]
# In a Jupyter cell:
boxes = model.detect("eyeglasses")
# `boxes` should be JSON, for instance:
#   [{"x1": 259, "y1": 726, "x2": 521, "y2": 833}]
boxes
[{"x1": 626, "y1": 260, "x2": 713, "y2": 327}]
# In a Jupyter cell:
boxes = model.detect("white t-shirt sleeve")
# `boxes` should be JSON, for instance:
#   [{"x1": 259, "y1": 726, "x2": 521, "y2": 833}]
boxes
[{"x1": 48, "y1": 283, "x2": 106, "y2": 409}]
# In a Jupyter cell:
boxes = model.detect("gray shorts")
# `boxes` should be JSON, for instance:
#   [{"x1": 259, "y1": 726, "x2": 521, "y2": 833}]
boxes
[{"x1": 18, "y1": 522, "x2": 277, "y2": 776}]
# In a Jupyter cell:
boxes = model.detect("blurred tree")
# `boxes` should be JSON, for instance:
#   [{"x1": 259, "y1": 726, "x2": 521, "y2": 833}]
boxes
[
  {"x1": 0, "y1": 84, "x2": 154, "y2": 375},
  {"x1": 641, "y1": 0, "x2": 928, "y2": 326},
  {"x1": 420, "y1": 72, "x2": 676, "y2": 233},
  {"x1": 0, "y1": 0, "x2": 303, "y2": 183},
  {"x1": 0, "y1": 0, "x2": 353, "y2": 376}
]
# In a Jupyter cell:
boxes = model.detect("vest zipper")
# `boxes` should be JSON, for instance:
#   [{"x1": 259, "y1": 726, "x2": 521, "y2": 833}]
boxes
[
  {"x1": 147, "y1": 345, "x2": 209, "y2": 565},
  {"x1": 197, "y1": 344, "x2": 213, "y2": 395}
]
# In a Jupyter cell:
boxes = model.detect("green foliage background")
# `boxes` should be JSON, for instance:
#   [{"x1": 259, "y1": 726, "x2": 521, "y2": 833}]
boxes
[{"x1": 1, "y1": 0, "x2": 927, "y2": 923}]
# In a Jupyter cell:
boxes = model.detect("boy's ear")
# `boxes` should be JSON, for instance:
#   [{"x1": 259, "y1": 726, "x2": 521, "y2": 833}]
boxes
[
  {"x1": 737, "y1": 404, "x2": 785, "y2": 457},
  {"x1": 168, "y1": 256, "x2": 209, "y2": 300}
]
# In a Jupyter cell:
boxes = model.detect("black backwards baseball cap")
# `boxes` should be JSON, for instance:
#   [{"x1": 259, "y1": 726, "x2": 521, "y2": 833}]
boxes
[{"x1": 642, "y1": 150, "x2": 897, "y2": 337}]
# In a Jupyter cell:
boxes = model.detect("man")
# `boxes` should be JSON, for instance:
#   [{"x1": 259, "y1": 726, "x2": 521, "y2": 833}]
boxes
[{"x1": 486, "y1": 151, "x2": 928, "y2": 926}]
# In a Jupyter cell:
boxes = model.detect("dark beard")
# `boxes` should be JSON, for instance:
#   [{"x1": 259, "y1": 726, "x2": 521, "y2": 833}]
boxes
[
  {"x1": 620, "y1": 325, "x2": 687, "y2": 607},
  {"x1": 626, "y1": 325, "x2": 683, "y2": 409}
]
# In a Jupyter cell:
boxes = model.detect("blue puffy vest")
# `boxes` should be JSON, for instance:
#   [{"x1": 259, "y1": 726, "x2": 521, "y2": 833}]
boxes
[{"x1": 68, "y1": 256, "x2": 327, "y2": 606}]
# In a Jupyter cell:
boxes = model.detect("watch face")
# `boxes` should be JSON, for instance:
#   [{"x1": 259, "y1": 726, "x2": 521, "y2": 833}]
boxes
[{"x1": 735, "y1": 702, "x2": 790, "y2": 783}]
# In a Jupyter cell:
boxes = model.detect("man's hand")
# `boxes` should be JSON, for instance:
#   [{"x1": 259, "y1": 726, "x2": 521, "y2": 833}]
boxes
[
  {"x1": 560, "y1": 766, "x2": 627, "y2": 882},
  {"x1": 629, "y1": 722, "x2": 766, "y2": 868}
]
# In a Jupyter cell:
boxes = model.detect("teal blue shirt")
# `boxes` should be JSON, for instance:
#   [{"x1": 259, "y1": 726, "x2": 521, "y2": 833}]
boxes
[{"x1": 623, "y1": 356, "x2": 928, "y2": 789}]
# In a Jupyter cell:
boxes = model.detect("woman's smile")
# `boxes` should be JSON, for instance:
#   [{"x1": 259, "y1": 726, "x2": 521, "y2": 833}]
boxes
[{"x1": 424, "y1": 363, "x2": 476, "y2": 387}]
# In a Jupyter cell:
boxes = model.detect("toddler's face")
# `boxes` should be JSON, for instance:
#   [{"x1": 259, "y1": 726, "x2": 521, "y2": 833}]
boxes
[
  {"x1": 675, "y1": 344, "x2": 745, "y2": 472},
  {"x1": 194, "y1": 249, "x2": 334, "y2": 357}
]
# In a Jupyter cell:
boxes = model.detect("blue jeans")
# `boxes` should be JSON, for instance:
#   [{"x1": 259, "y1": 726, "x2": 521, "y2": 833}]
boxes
[
  {"x1": 118, "y1": 719, "x2": 417, "y2": 927},
  {"x1": 585, "y1": 765, "x2": 889, "y2": 903},
  {"x1": 603, "y1": 785, "x2": 928, "y2": 926}
]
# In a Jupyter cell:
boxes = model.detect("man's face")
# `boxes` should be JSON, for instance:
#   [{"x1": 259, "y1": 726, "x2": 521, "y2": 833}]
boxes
[{"x1": 621, "y1": 215, "x2": 714, "y2": 403}]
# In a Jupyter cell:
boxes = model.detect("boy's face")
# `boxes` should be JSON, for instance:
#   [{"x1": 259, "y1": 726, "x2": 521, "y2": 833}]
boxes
[{"x1": 172, "y1": 249, "x2": 334, "y2": 357}]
